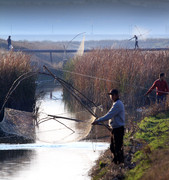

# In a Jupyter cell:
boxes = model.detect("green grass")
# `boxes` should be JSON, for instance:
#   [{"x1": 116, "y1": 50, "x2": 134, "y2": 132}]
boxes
[
  {"x1": 125, "y1": 160, "x2": 150, "y2": 180},
  {"x1": 134, "y1": 113, "x2": 169, "y2": 150},
  {"x1": 90, "y1": 112, "x2": 169, "y2": 180},
  {"x1": 125, "y1": 112, "x2": 169, "y2": 180},
  {"x1": 92, "y1": 168, "x2": 108, "y2": 180}
]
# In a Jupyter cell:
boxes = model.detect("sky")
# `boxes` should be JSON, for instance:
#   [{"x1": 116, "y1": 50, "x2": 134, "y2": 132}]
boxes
[{"x1": 1, "y1": 0, "x2": 169, "y2": 41}]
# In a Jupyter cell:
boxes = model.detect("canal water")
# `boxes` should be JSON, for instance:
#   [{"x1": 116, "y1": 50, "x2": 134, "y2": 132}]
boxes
[{"x1": 0, "y1": 83, "x2": 109, "y2": 180}]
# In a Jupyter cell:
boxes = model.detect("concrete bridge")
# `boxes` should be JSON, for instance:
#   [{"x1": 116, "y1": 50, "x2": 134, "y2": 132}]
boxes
[
  {"x1": 14, "y1": 49, "x2": 91, "y2": 63},
  {"x1": 13, "y1": 48, "x2": 169, "y2": 63}
]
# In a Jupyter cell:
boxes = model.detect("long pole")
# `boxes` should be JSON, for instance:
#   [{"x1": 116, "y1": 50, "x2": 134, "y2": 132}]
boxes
[{"x1": 42, "y1": 65, "x2": 98, "y2": 117}]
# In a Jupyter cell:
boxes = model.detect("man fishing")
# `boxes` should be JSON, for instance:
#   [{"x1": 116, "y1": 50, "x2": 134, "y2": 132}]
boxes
[
  {"x1": 145, "y1": 73, "x2": 169, "y2": 103},
  {"x1": 92, "y1": 89, "x2": 125, "y2": 164},
  {"x1": 129, "y1": 35, "x2": 139, "y2": 49},
  {"x1": 134, "y1": 35, "x2": 139, "y2": 49}
]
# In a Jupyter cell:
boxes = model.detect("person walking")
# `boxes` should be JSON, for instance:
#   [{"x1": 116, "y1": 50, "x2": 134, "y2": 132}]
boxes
[
  {"x1": 7, "y1": 36, "x2": 12, "y2": 50},
  {"x1": 92, "y1": 89, "x2": 125, "y2": 164},
  {"x1": 145, "y1": 73, "x2": 169, "y2": 103}
]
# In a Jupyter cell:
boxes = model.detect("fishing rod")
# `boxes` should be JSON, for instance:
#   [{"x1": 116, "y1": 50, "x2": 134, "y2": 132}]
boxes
[
  {"x1": 41, "y1": 66, "x2": 111, "y2": 137},
  {"x1": 42, "y1": 66, "x2": 137, "y2": 134},
  {"x1": 42, "y1": 65, "x2": 98, "y2": 118},
  {"x1": 43, "y1": 65, "x2": 98, "y2": 107}
]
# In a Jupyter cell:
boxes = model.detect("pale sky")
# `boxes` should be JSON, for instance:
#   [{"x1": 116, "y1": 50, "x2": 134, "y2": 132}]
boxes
[{"x1": 1, "y1": 0, "x2": 169, "y2": 41}]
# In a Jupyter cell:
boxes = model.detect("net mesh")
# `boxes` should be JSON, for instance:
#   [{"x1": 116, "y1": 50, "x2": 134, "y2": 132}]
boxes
[{"x1": 0, "y1": 108, "x2": 35, "y2": 141}]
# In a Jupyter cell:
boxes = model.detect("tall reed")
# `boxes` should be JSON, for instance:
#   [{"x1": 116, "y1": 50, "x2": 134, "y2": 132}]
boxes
[
  {"x1": 0, "y1": 51, "x2": 37, "y2": 120},
  {"x1": 64, "y1": 49, "x2": 169, "y2": 109}
]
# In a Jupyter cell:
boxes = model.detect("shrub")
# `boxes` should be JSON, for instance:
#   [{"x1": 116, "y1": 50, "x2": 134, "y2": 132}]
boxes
[{"x1": 0, "y1": 51, "x2": 37, "y2": 120}]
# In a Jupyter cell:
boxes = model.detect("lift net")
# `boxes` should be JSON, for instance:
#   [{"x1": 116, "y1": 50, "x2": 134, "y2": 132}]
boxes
[{"x1": 0, "y1": 108, "x2": 35, "y2": 142}]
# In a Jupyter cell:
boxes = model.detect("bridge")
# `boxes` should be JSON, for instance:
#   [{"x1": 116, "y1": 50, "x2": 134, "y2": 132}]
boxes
[
  {"x1": 14, "y1": 49, "x2": 91, "y2": 63},
  {"x1": 13, "y1": 48, "x2": 169, "y2": 63}
]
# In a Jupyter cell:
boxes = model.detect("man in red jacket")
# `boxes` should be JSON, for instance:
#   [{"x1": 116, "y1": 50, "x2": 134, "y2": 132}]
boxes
[{"x1": 145, "y1": 73, "x2": 169, "y2": 103}]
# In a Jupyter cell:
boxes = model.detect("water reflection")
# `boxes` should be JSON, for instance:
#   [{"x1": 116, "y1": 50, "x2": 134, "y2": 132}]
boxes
[
  {"x1": 0, "y1": 81, "x2": 108, "y2": 180},
  {"x1": 36, "y1": 86, "x2": 95, "y2": 143},
  {"x1": 0, "y1": 150, "x2": 34, "y2": 180}
]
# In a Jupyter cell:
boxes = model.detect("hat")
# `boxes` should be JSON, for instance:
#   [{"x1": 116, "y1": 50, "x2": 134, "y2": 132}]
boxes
[{"x1": 108, "y1": 89, "x2": 119, "y2": 95}]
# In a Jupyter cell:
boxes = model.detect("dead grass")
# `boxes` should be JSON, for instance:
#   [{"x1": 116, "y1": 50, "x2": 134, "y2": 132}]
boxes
[
  {"x1": 64, "y1": 49, "x2": 169, "y2": 109},
  {"x1": 141, "y1": 148, "x2": 169, "y2": 180},
  {"x1": 0, "y1": 51, "x2": 37, "y2": 119}
]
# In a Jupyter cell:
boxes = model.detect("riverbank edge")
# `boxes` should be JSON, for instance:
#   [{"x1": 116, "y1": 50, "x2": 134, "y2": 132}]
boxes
[
  {"x1": 90, "y1": 111, "x2": 169, "y2": 180},
  {"x1": 0, "y1": 51, "x2": 37, "y2": 143}
]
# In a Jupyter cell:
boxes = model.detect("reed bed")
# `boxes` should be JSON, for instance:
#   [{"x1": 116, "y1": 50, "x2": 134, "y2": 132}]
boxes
[
  {"x1": 0, "y1": 51, "x2": 37, "y2": 120},
  {"x1": 64, "y1": 49, "x2": 169, "y2": 109}
]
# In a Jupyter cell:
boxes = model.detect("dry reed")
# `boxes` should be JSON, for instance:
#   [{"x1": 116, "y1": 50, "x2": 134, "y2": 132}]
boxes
[
  {"x1": 64, "y1": 49, "x2": 169, "y2": 109},
  {"x1": 0, "y1": 51, "x2": 37, "y2": 120}
]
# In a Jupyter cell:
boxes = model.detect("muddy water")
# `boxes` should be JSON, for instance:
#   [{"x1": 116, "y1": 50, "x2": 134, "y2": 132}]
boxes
[{"x1": 0, "y1": 85, "x2": 108, "y2": 180}]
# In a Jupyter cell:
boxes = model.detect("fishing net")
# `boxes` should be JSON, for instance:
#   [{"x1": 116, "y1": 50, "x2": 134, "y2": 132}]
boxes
[
  {"x1": 0, "y1": 66, "x2": 104, "y2": 144},
  {"x1": 0, "y1": 108, "x2": 35, "y2": 143},
  {"x1": 35, "y1": 94, "x2": 100, "y2": 143},
  {"x1": 34, "y1": 66, "x2": 108, "y2": 143}
]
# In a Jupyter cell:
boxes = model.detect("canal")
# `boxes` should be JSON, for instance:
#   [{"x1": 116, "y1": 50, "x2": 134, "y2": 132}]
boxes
[{"x1": 0, "y1": 80, "x2": 109, "y2": 180}]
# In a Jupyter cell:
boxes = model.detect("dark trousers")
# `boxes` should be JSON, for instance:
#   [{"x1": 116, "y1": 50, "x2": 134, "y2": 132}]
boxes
[
  {"x1": 157, "y1": 95, "x2": 166, "y2": 104},
  {"x1": 135, "y1": 41, "x2": 139, "y2": 49},
  {"x1": 110, "y1": 126, "x2": 124, "y2": 163}
]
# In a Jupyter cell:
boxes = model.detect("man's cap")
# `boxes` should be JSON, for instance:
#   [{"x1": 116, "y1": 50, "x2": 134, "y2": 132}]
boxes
[{"x1": 107, "y1": 89, "x2": 119, "y2": 95}]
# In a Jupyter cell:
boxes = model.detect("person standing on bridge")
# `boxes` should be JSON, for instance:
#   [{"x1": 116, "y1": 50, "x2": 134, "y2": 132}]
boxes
[
  {"x1": 92, "y1": 89, "x2": 125, "y2": 164},
  {"x1": 7, "y1": 36, "x2": 12, "y2": 50},
  {"x1": 145, "y1": 73, "x2": 169, "y2": 103},
  {"x1": 134, "y1": 35, "x2": 139, "y2": 49}
]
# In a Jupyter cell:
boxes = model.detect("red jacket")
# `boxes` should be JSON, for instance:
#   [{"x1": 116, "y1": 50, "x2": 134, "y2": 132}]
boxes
[{"x1": 146, "y1": 79, "x2": 169, "y2": 96}]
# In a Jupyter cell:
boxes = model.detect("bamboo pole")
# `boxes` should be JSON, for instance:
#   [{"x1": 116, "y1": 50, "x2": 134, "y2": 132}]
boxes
[
  {"x1": 47, "y1": 115, "x2": 84, "y2": 122},
  {"x1": 42, "y1": 65, "x2": 98, "y2": 118}
]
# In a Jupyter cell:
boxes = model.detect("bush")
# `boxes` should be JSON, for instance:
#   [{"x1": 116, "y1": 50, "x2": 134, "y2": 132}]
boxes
[{"x1": 0, "y1": 51, "x2": 37, "y2": 120}]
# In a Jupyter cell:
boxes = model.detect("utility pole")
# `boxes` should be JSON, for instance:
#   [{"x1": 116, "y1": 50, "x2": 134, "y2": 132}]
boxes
[{"x1": 11, "y1": 25, "x2": 13, "y2": 35}]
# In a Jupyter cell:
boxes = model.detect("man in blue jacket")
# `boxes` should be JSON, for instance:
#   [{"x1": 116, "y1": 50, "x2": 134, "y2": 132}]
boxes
[{"x1": 92, "y1": 89, "x2": 125, "y2": 164}]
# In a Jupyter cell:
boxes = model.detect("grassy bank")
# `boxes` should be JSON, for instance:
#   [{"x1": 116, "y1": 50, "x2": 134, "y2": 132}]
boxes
[
  {"x1": 0, "y1": 51, "x2": 37, "y2": 120},
  {"x1": 90, "y1": 111, "x2": 169, "y2": 180},
  {"x1": 64, "y1": 49, "x2": 169, "y2": 109},
  {"x1": 125, "y1": 112, "x2": 169, "y2": 180},
  {"x1": 63, "y1": 49, "x2": 169, "y2": 179}
]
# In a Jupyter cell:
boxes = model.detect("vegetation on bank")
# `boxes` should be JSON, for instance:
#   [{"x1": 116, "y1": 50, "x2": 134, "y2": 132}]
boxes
[
  {"x1": 126, "y1": 111, "x2": 169, "y2": 180},
  {"x1": 90, "y1": 110, "x2": 169, "y2": 180},
  {"x1": 64, "y1": 49, "x2": 169, "y2": 109},
  {"x1": 0, "y1": 51, "x2": 37, "y2": 120}
]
